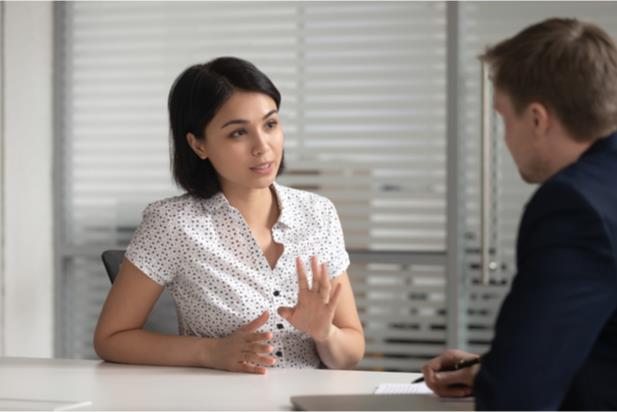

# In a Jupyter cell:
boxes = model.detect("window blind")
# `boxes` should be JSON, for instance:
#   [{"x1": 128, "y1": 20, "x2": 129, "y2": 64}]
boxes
[
  {"x1": 57, "y1": 1, "x2": 449, "y2": 370},
  {"x1": 459, "y1": 1, "x2": 617, "y2": 353},
  {"x1": 57, "y1": 0, "x2": 617, "y2": 369}
]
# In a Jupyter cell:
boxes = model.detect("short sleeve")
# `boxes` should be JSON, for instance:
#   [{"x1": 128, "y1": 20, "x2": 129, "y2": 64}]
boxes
[
  {"x1": 320, "y1": 199, "x2": 350, "y2": 279},
  {"x1": 125, "y1": 203, "x2": 178, "y2": 286}
]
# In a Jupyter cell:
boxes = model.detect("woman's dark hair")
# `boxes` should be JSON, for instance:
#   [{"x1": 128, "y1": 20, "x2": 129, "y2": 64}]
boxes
[{"x1": 168, "y1": 56, "x2": 284, "y2": 199}]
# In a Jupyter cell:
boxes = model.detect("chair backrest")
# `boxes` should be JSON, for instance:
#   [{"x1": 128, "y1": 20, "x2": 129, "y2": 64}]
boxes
[
  {"x1": 100, "y1": 249, "x2": 179, "y2": 334},
  {"x1": 101, "y1": 249, "x2": 126, "y2": 283}
]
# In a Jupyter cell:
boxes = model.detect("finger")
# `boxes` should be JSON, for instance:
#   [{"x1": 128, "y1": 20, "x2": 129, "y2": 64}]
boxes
[
  {"x1": 237, "y1": 361, "x2": 267, "y2": 375},
  {"x1": 296, "y1": 257, "x2": 309, "y2": 291},
  {"x1": 441, "y1": 349, "x2": 478, "y2": 367},
  {"x1": 421, "y1": 363, "x2": 436, "y2": 391},
  {"x1": 327, "y1": 282, "x2": 342, "y2": 311},
  {"x1": 277, "y1": 306, "x2": 294, "y2": 321},
  {"x1": 246, "y1": 331, "x2": 273, "y2": 343},
  {"x1": 247, "y1": 342, "x2": 273, "y2": 354},
  {"x1": 433, "y1": 384, "x2": 473, "y2": 398},
  {"x1": 310, "y1": 256, "x2": 321, "y2": 292},
  {"x1": 239, "y1": 310, "x2": 269, "y2": 333},
  {"x1": 425, "y1": 349, "x2": 463, "y2": 373},
  {"x1": 320, "y1": 262, "x2": 332, "y2": 302},
  {"x1": 241, "y1": 351, "x2": 277, "y2": 366},
  {"x1": 422, "y1": 354, "x2": 449, "y2": 393},
  {"x1": 434, "y1": 368, "x2": 475, "y2": 387}
]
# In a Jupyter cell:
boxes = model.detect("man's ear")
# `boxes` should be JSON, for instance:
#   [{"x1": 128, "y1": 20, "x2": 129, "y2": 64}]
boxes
[
  {"x1": 186, "y1": 132, "x2": 208, "y2": 160},
  {"x1": 529, "y1": 102, "x2": 550, "y2": 138}
]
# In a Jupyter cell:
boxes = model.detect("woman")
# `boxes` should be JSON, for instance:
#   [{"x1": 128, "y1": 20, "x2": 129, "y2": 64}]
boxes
[{"x1": 94, "y1": 57, "x2": 365, "y2": 374}]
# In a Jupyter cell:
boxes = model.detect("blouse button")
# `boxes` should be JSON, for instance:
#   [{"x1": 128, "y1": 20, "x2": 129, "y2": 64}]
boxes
[
  {"x1": 273, "y1": 290, "x2": 280, "y2": 297},
  {"x1": 276, "y1": 323, "x2": 284, "y2": 329},
  {"x1": 276, "y1": 351, "x2": 283, "y2": 357}
]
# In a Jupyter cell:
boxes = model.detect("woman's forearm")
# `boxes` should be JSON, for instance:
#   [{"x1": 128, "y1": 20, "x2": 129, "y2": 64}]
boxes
[
  {"x1": 315, "y1": 325, "x2": 365, "y2": 369},
  {"x1": 94, "y1": 329, "x2": 216, "y2": 368}
]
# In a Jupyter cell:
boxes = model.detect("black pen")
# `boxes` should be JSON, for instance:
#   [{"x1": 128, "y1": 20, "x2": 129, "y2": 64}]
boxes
[{"x1": 412, "y1": 356, "x2": 481, "y2": 384}]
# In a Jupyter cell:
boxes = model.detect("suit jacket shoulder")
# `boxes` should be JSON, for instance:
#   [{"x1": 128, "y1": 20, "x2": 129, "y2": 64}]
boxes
[{"x1": 475, "y1": 132, "x2": 617, "y2": 410}]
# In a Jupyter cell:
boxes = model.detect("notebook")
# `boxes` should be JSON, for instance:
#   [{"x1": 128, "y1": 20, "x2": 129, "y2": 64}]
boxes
[
  {"x1": 290, "y1": 382, "x2": 473, "y2": 411},
  {"x1": 290, "y1": 393, "x2": 474, "y2": 411}
]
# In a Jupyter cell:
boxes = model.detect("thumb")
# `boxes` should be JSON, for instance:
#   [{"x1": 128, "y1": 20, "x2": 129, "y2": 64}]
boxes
[
  {"x1": 240, "y1": 310, "x2": 269, "y2": 332},
  {"x1": 277, "y1": 306, "x2": 294, "y2": 321}
]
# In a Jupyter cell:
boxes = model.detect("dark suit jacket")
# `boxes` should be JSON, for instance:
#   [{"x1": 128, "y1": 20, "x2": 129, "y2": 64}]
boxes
[{"x1": 474, "y1": 132, "x2": 617, "y2": 410}]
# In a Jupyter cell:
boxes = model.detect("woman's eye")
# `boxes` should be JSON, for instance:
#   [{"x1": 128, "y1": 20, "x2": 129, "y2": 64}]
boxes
[
  {"x1": 230, "y1": 129, "x2": 246, "y2": 138},
  {"x1": 265, "y1": 120, "x2": 278, "y2": 129}
]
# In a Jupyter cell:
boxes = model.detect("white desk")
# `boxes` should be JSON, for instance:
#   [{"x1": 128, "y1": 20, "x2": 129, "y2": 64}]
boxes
[{"x1": 0, "y1": 357, "x2": 468, "y2": 410}]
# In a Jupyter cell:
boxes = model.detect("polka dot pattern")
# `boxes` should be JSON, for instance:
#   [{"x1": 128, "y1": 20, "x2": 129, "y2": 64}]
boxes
[{"x1": 126, "y1": 182, "x2": 350, "y2": 368}]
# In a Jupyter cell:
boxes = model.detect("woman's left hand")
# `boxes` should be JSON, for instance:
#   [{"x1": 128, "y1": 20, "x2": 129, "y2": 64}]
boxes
[{"x1": 277, "y1": 256, "x2": 342, "y2": 342}]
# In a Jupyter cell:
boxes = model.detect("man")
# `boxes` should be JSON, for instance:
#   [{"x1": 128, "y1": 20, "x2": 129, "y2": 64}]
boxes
[{"x1": 422, "y1": 18, "x2": 617, "y2": 410}]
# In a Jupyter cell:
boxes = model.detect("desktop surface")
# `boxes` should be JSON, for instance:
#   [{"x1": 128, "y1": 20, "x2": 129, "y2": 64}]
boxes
[{"x1": 0, "y1": 357, "x2": 466, "y2": 411}]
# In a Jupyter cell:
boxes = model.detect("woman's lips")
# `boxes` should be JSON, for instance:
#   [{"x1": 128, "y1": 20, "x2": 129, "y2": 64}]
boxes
[{"x1": 250, "y1": 162, "x2": 274, "y2": 175}]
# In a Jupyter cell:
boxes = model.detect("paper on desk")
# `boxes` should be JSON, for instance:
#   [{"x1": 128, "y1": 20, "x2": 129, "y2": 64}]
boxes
[
  {"x1": 374, "y1": 382, "x2": 433, "y2": 395},
  {"x1": 374, "y1": 383, "x2": 474, "y2": 403}
]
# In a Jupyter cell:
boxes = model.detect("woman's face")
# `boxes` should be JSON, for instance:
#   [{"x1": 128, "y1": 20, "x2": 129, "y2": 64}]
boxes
[{"x1": 189, "y1": 91, "x2": 284, "y2": 196}]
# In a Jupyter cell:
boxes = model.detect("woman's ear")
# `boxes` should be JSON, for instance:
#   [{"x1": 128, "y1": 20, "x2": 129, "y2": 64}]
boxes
[{"x1": 186, "y1": 132, "x2": 208, "y2": 160}]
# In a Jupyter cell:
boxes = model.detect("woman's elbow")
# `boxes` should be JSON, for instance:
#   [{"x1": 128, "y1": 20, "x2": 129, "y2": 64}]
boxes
[
  {"x1": 93, "y1": 330, "x2": 108, "y2": 360},
  {"x1": 352, "y1": 335, "x2": 366, "y2": 368},
  {"x1": 343, "y1": 331, "x2": 366, "y2": 369},
  {"x1": 93, "y1": 324, "x2": 117, "y2": 361}
]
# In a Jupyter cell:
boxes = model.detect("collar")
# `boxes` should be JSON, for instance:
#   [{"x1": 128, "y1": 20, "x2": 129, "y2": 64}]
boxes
[
  {"x1": 204, "y1": 190, "x2": 230, "y2": 214},
  {"x1": 580, "y1": 130, "x2": 617, "y2": 159},
  {"x1": 203, "y1": 181, "x2": 295, "y2": 229},
  {"x1": 271, "y1": 182, "x2": 294, "y2": 229}
]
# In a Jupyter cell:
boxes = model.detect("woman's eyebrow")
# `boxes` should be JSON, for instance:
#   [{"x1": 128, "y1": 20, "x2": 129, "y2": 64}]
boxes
[
  {"x1": 263, "y1": 109, "x2": 278, "y2": 119},
  {"x1": 221, "y1": 118, "x2": 248, "y2": 129},
  {"x1": 220, "y1": 109, "x2": 278, "y2": 129}
]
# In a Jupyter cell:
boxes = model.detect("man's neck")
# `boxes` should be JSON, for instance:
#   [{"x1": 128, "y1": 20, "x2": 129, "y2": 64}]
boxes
[{"x1": 542, "y1": 133, "x2": 594, "y2": 182}]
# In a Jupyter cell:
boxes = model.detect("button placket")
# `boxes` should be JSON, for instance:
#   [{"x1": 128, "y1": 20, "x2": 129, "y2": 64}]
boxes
[{"x1": 271, "y1": 262, "x2": 287, "y2": 366}]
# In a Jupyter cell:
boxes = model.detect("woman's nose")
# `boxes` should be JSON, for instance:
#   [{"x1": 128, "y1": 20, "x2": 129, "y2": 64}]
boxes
[{"x1": 252, "y1": 131, "x2": 268, "y2": 156}]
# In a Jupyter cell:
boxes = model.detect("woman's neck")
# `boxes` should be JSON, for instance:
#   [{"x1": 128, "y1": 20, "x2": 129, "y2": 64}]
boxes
[{"x1": 223, "y1": 185, "x2": 279, "y2": 230}]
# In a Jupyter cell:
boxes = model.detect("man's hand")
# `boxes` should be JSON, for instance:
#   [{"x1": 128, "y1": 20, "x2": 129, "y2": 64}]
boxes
[{"x1": 422, "y1": 349, "x2": 481, "y2": 397}]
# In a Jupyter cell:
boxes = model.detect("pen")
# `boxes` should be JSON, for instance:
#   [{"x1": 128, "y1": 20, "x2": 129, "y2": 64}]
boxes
[{"x1": 412, "y1": 356, "x2": 481, "y2": 384}]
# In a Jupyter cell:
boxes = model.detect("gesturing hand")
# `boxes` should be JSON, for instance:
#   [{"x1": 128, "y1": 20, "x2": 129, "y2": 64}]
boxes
[
  {"x1": 210, "y1": 311, "x2": 276, "y2": 374},
  {"x1": 277, "y1": 256, "x2": 342, "y2": 342}
]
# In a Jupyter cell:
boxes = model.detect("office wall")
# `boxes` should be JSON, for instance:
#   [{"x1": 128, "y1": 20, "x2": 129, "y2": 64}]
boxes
[
  {"x1": 1, "y1": 2, "x2": 54, "y2": 357},
  {"x1": 0, "y1": 3, "x2": 4, "y2": 355}
]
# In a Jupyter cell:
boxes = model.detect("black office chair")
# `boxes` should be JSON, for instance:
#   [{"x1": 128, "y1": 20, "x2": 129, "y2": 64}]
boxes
[
  {"x1": 101, "y1": 249, "x2": 125, "y2": 283},
  {"x1": 101, "y1": 249, "x2": 179, "y2": 334}
]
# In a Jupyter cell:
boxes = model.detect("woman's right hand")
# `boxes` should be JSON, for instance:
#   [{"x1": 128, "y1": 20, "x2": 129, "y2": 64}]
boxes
[{"x1": 207, "y1": 310, "x2": 276, "y2": 374}]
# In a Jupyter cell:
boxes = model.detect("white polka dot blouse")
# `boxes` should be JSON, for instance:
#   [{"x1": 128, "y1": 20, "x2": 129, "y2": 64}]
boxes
[{"x1": 125, "y1": 182, "x2": 350, "y2": 368}]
